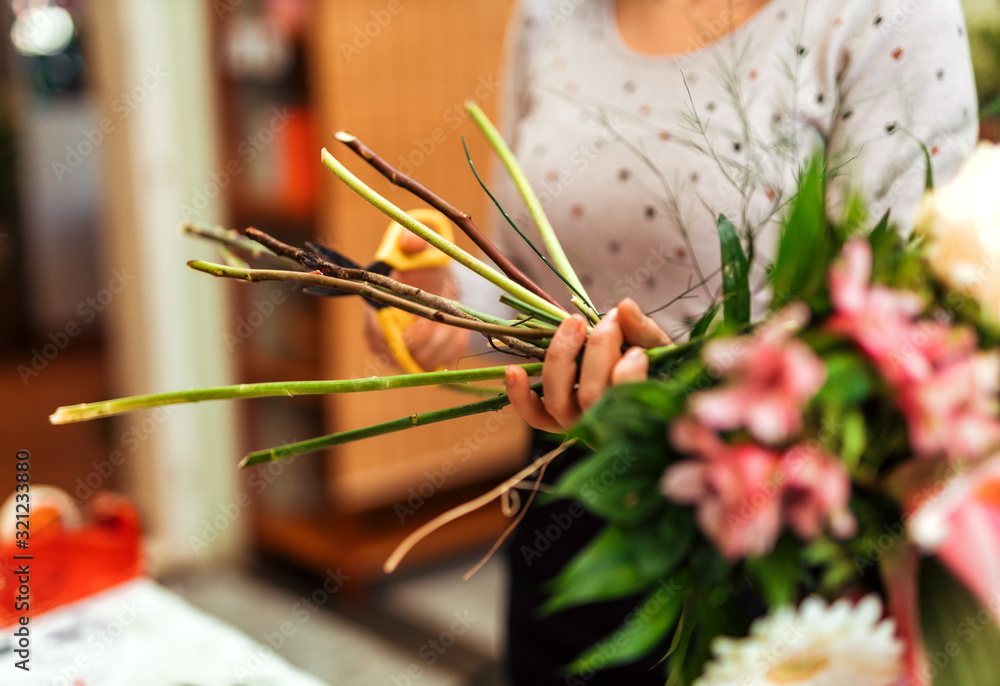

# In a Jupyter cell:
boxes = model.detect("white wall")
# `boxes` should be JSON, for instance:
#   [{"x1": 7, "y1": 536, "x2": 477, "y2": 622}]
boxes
[{"x1": 85, "y1": 0, "x2": 242, "y2": 572}]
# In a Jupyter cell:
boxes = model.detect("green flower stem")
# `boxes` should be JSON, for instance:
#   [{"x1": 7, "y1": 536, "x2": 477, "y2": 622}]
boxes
[
  {"x1": 320, "y1": 148, "x2": 569, "y2": 323},
  {"x1": 465, "y1": 102, "x2": 599, "y2": 321},
  {"x1": 51, "y1": 363, "x2": 543, "y2": 425},
  {"x1": 334, "y1": 131, "x2": 562, "y2": 309},
  {"x1": 499, "y1": 294, "x2": 567, "y2": 327},
  {"x1": 571, "y1": 297, "x2": 601, "y2": 325},
  {"x1": 454, "y1": 302, "x2": 556, "y2": 332},
  {"x1": 240, "y1": 391, "x2": 520, "y2": 468},
  {"x1": 646, "y1": 340, "x2": 697, "y2": 369}
]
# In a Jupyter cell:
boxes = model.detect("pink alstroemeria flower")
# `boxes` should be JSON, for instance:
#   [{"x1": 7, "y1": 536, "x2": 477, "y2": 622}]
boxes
[
  {"x1": 909, "y1": 457, "x2": 1000, "y2": 616},
  {"x1": 827, "y1": 239, "x2": 929, "y2": 386},
  {"x1": 693, "y1": 303, "x2": 827, "y2": 445},
  {"x1": 897, "y1": 351, "x2": 1000, "y2": 460},
  {"x1": 664, "y1": 420, "x2": 785, "y2": 561},
  {"x1": 827, "y1": 239, "x2": 1000, "y2": 460},
  {"x1": 664, "y1": 421, "x2": 856, "y2": 561},
  {"x1": 781, "y1": 443, "x2": 857, "y2": 541}
]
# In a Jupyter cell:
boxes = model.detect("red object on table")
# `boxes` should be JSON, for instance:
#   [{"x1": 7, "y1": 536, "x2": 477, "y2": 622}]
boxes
[{"x1": 0, "y1": 492, "x2": 145, "y2": 628}]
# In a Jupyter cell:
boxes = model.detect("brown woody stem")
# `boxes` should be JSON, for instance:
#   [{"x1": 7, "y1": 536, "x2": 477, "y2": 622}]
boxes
[
  {"x1": 334, "y1": 131, "x2": 561, "y2": 309},
  {"x1": 188, "y1": 261, "x2": 551, "y2": 358},
  {"x1": 243, "y1": 228, "x2": 548, "y2": 359}
]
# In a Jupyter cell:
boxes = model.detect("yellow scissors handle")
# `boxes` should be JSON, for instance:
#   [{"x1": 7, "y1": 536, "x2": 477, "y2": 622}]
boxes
[
  {"x1": 375, "y1": 208, "x2": 455, "y2": 271},
  {"x1": 376, "y1": 209, "x2": 453, "y2": 373},
  {"x1": 378, "y1": 308, "x2": 425, "y2": 374}
]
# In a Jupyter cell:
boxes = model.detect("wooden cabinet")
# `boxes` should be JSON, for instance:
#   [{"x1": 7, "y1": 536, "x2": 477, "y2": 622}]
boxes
[
  {"x1": 310, "y1": 0, "x2": 527, "y2": 513},
  {"x1": 218, "y1": 0, "x2": 529, "y2": 583}
]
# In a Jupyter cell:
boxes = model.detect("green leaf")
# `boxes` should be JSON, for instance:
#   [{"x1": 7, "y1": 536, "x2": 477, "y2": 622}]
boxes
[
  {"x1": 543, "y1": 526, "x2": 647, "y2": 615},
  {"x1": 544, "y1": 509, "x2": 694, "y2": 615},
  {"x1": 816, "y1": 353, "x2": 873, "y2": 406},
  {"x1": 770, "y1": 154, "x2": 830, "y2": 307},
  {"x1": 567, "y1": 572, "x2": 689, "y2": 675},
  {"x1": 555, "y1": 380, "x2": 691, "y2": 523},
  {"x1": 549, "y1": 442, "x2": 667, "y2": 524},
  {"x1": 665, "y1": 604, "x2": 695, "y2": 686},
  {"x1": 690, "y1": 301, "x2": 721, "y2": 340},
  {"x1": 839, "y1": 409, "x2": 867, "y2": 475},
  {"x1": 919, "y1": 556, "x2": 1000, "y2": 686},
  {"x1": 744, "y1": 535, "x2": 803, "y2": 607},
  {"x1": 632, "y1": 509, "x2": 695, "y2": 582},
  {"x1": 717, "y1": 215, "x2": 750, "y2": 327},
  {"x1": 868, "y1": 210, "x2": 898, "y2": 285}
]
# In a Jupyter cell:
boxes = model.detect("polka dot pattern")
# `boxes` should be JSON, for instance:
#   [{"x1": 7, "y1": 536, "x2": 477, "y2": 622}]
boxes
[{"x1": 491, "y1": 0, "x2": 979, "y2": 335}]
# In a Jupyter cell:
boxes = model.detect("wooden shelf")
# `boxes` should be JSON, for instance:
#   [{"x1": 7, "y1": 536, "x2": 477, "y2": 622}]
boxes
[
  {"x1": 213, "y1": 0, "x2": 529, "y2": 579},
  {"x1": 251, "y1": 481, "x2": 511, "y2": 595}
]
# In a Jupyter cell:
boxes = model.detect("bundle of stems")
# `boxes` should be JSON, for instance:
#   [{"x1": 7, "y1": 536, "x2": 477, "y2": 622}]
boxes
[{"x1": 50, "y1": 103, "x2": 684, "y2": 469}]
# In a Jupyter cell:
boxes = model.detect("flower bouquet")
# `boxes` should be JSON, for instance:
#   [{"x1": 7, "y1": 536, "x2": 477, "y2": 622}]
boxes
[{"x1": 50, "y1": 98, "x2": 1000, "y2": 685}]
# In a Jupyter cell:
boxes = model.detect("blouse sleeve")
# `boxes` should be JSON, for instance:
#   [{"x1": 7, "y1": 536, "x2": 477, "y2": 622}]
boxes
[{"x1": 823, "y1": 0, "x2": 979, "y2": 234}]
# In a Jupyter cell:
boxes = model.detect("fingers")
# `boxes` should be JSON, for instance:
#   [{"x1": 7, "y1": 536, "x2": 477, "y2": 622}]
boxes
[
  {"x1": 618, "y1": 298, "x2": 672, "y2": 348},
  {"x1": 406, "y1": 317, "x2": 470, "y2": 370},
  {"x1": 505, "y1": 305, "x2": 657, "y2": 432},
  {"x1": 541, "y1": 315, "x2": 588, "y2": 427},
  {"x1": 612, "y1": 347, "x2": 650, "y2": 385},
  {"x1": 389, "y1": 266, "x2": 452, "y2": 298},
  {"x1": 505, "y1": 365, "x2": 563, "y2": 433},
  {"x1": 399, "y1": 231, "x2": 429, "y2": 255},
  {"x1": 577, "y1": 308, "x2": 624, "y2": 411}
]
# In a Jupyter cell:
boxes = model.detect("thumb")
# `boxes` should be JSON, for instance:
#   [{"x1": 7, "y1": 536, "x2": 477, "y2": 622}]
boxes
[
  {"x1": 619, "y1": 298, "x2": 672, "y2": 348},
  {"x1": 399, "y1": 230, "x2": 429, "y2": 255}
]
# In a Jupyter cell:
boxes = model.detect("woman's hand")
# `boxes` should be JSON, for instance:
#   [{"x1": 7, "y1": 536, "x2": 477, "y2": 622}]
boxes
[
  {"x1": 363, "y1": 232, "x2": 469, "y2": 371},
  {"x1": 504, "y1": 298, "x2": 672, "y2": 432}
]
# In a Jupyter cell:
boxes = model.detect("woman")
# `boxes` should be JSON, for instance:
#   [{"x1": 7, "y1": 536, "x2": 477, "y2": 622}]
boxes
[{"x1": 370, "y1": 0, "x2": 979, "y2": 682}]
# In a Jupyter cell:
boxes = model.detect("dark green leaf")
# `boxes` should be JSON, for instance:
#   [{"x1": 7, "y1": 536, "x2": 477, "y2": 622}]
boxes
[
  {"x1": 919, "y1": 556, "x2": 1000, "y2": 686},
  {"x1": 770, "y1": 154, "x2": 830, "y2": 307},
  {"x1": 567, "y1": 572, "x2": 689, "y2": 674},
  {"x1": 665, "y1": 604, "x2": 695, "y2": 686},
  {"x1": 839, "y1": 409, "x2": 867, "y2": 475},
  {"x1": 717, "y1": 214, "x2": 750, "y2": 327},
  {"x1": 690, "y1": 301, "x2": 721, "y2": 339},
  {"x1": 549, "y1": 442, "x2": 667, "y2": 524},
  {"x1": 744, "y1": 535, "x2": 803, "y2": 607},
  {"x1": 544, "y1": 509, "x2": 694, "y2": 615},
  {"x1": 816, "y1": 353, "x2": 873, "y2": 406},
  {"x1": 543, "y1": 526, "x2": 647, "y2": 615}
]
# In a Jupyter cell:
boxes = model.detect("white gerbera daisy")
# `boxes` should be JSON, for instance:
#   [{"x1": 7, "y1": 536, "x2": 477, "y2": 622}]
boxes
[{"x1": 695, "y1": 595, "x2": 902, "y2": 686}]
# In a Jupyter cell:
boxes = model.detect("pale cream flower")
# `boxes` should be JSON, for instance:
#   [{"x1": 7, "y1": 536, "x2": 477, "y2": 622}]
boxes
[
  {"x1": 695, "y1": 595, "x2": 902, "y2": 686},
  {"x1": 916, "y1": 143, "x2": 1000, "y2": 322}
]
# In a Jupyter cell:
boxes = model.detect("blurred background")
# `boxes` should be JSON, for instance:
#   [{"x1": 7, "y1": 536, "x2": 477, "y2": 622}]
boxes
[{"x1": 0, "y1": 0, "x2": 998, "y2": 684}]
